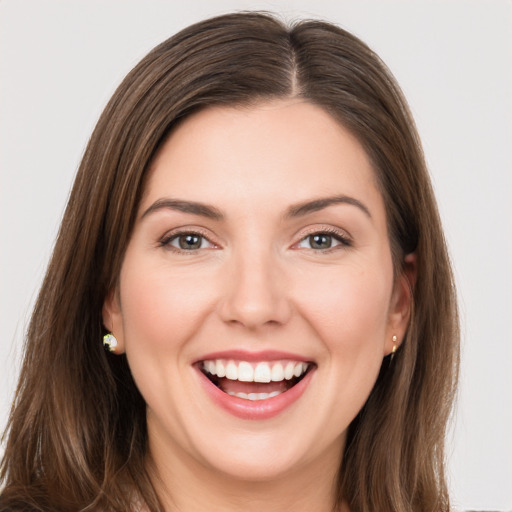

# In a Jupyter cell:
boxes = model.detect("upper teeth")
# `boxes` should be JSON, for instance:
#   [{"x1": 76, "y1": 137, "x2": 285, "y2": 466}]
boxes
[{"x1": 202, "y1": 360, "x2": 309, "y2": 383}]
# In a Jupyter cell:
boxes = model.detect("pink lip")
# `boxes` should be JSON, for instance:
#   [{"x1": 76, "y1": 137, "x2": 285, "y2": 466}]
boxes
[
  {"x1": 195, "y1": 349, "x2": 311, "y2": 363},
  {"x1": 196, "y1": 364, "x2": 315, "y2": 420}
]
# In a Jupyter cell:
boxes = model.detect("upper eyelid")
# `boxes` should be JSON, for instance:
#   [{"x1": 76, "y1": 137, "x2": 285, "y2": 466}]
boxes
[
  {"x1": 286, "y1": 228, "x2": 352, "y2": 255},
  {"x1": 160, "y1": 227, "x2": 219, "y2": 247},
  {"x1": 295, "y1": 225, "x2": 352, "y2": 241},
  {"x1": 161, "y1": 226, "x2": 214, "y2": 238},
  {"x1": 158, "y1": 224, "x2": 352, "y2": 248}
]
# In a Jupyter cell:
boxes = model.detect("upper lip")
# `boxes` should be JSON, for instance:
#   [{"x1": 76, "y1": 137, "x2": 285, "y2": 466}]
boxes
[{"x1": 194, "y1": 349, "x2": 313, "y2": 364}]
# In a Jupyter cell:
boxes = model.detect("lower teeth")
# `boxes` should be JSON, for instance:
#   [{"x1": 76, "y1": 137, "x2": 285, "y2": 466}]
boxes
[
  {"x1": 227, "y1": 391, "x2": 282, "y2": 401},
  {"x1": 202, "y1": 367, "x2": 312, "y2": 400}
]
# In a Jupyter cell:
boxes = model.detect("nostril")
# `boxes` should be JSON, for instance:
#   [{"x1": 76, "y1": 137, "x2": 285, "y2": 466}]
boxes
[{"x1": 218, "y1": 292, "x2": 292, "y2": 329}]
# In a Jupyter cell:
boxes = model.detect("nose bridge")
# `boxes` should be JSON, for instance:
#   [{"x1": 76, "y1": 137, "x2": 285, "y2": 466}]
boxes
[{"x1": 219, "y1": 241, "x2": 291, "y2": 328}]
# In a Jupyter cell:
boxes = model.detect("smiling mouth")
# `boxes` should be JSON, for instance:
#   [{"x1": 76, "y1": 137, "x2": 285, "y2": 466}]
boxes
[{"x1": 200, "y1": 359, "x2": 313, "y2": 401}]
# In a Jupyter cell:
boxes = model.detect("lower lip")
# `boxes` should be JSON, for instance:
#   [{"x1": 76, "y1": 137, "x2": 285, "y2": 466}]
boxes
[{"x1": 197, "y1": 367, "x2": 315, "y2": 420}]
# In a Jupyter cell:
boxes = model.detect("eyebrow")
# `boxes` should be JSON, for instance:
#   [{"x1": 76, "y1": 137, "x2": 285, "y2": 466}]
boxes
[
  {"x1": 141, "y1": 198, "x2": 224, "y2": 220},
  {"x1": 285, "y1": 195, "x2": 371, "y2": 219},
  {"x1": 140, "y1": 194, "x2": 371, "y2": 222}
]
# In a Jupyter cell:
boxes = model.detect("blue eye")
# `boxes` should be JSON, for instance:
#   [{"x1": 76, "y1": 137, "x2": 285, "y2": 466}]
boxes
[{"x1": 296, "y1": 232, "x2": 349, "y2": 250}]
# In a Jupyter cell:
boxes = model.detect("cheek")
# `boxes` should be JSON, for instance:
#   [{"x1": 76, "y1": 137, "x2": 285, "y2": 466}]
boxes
[
  {"x1": 119, "y1": 259, "x2": 218, "y2": 353},
  {"x1": 117, "y1": 258, "x2": 220, "y2": 425},
  {"x1": 294, "y1": 262, "x2": 393, "y2": 355},
  {"x1": 293, "y1": 262, "x2": 393, "y2": 431}
]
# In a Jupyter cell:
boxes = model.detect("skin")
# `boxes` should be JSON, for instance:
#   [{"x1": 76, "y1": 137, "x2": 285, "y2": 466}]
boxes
[{"x1": 104, "y1": 99, "x2": 413, "y2": 512}]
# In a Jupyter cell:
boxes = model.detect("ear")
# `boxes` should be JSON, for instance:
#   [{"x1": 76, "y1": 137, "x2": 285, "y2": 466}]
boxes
[
  {"x1": 384, "y1": 253, "x2": 417, "y2": 356},
  {"x1": 102, "y1": 288, "x2": 125, "y2": 354}
]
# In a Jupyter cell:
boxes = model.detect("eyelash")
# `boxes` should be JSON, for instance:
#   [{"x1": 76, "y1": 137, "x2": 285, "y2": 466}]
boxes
[
  {"x1": 294, "y1": 227, "x2": 352, "y2": 252},
  {"x1": 159, "y1": 229, "x2": 217, "y2": 254},
  {"x1": 159, "y1": 227, "x2": 352, "y2": 254}
]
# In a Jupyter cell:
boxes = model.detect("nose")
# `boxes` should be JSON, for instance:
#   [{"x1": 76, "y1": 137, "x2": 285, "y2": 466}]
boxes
[{"x1": 218, "y1": 248, "x2": 292, "y2": 330}]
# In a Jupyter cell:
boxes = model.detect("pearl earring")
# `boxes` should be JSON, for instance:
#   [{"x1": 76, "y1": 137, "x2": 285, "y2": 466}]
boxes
[{"x1": 103, "y1": 333, "x2": 118, "y2": 353}]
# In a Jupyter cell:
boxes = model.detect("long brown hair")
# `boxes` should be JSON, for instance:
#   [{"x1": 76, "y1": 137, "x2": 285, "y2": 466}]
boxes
[{"x1": 1, "y1": 12, "x2": 459, "y2": 512}]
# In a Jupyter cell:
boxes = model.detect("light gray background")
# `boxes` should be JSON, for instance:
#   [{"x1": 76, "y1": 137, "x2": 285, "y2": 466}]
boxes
[{"x1": 1, "y1": 1, "x2": 511, "y2": 510}]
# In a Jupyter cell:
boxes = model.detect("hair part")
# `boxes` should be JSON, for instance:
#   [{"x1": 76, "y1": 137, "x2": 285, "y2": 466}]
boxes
[{"x1": 1, "y1": 12, "x2": 459, "y2": 512}]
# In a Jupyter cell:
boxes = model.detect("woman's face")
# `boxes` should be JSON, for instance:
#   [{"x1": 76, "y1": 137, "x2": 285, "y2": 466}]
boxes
[{"x1": 105, "y1": 100, "x2": 412, "y2": 482}]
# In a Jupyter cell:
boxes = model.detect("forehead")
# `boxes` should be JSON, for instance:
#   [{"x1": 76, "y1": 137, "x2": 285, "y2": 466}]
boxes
[{"x1": 142, "y1": 99, "x2": 384, "y2": 221}]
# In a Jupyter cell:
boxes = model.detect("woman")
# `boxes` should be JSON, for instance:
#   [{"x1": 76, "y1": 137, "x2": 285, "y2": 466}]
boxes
[{"x1": 0, "y1": 12, "x2": 459, "y2": 512}]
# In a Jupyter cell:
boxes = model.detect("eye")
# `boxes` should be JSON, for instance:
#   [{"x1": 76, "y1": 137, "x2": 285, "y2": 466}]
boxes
[
  {"x1": 295, "y1": 231, "x2": 351, "y2": 251},
  {"x1": 162, "y1": 232, "x2": 216, "y2": 251}
]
